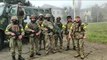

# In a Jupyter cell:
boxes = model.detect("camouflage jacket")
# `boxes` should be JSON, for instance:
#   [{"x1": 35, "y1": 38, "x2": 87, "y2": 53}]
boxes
[
  {"x1": 65, "y1": 22, "x2": 73, "y2": 34},
  {"x1": 25, "y1": 22, "x2": 40, "y2": 36},
  {"x1": 5, "y1": 23, "x2": 24, "y2": 36},
  {"x1": 72, "y1": 22, "x2": 85, "y2": 33},
  {"x1": 54, "y1": 22, "x2": 63, "y2": 34},
  {"x1": 72, "y1": 22, "x2": 86, "y2": 39},
  {"x1": 42, "y1": 20, "x2": 54, "y2": 35}
]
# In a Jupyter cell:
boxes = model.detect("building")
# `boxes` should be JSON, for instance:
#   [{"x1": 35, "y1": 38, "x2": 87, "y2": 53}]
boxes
[
  {"x1": 80, "y1": 8, "x2": 92, "y2": 22},
  {"x1": 41, "y1": 4, "x2": 65, "y2": 22}
]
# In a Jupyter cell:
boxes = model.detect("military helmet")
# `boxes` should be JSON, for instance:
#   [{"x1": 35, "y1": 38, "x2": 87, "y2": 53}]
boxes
[
  {"x1": 11, "y1": 16, "x2": 18, "y2": 20},
  {"x1": 30, "y1": 15, "x2": 37, "y2": 19},
  {"x1": 39, "y1": 13, "x2": 43, "y2": 16},
  {"x1": 56, "y1": 17, "x2": 61, "y2": 20},
  {"x1": 45, "y1": 14, "x2": 51, "y2": 17}
]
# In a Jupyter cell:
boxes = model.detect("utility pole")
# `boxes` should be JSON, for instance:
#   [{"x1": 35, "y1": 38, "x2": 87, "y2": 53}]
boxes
[
  {"x1": 73, "y1": 0, "x2": 76, "y2": 20},
  {"x1": 85, "y1": 11, "x2": 88, "y2": 23}
]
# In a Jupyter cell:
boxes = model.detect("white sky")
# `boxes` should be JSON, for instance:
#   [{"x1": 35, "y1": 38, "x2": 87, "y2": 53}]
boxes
[{"x1": 29, "y1": 0, "x2": 107, "y2": 9}]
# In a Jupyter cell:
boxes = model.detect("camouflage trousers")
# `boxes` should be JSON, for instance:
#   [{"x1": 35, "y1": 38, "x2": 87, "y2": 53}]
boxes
[
  {"x1": 45, "y1": 33, "x2": 55, "y2": 53},
  {"x1": 54, "y1": 33, "x2": 63, "y2": 50},
  {"x1": 75, "y1": 39, "x2": 84, "y2": 57},
  {"x1": 66, "y1": 33, "x2": 75, "y2": 48},
  {"x1": 29, "y1": 36, "x2": 39, "y2": 55},
  {"x1": 9, "y1": 37, "x2": 22, "y2": 56},
  {"x1": 74, "y1": 32, "x2": 85, "y2": 57},
  {"x1": 39, "y1": 33, "x2": 45, "y2": 50}
]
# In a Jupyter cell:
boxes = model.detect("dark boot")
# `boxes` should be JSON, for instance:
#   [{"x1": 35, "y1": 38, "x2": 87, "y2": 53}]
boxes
[
  {"x1": 12, "y1": 55, "x2": 16, "y2": 60},
  {"x1": 66, "y1": 46, "x2": 70, "y2": 51},
  {"x1": 36, "y1": 52, "x2": 41, "y2": 56},
  {"x1": 30, "y1": 53, "x2": 34, "y2": 57},
  {"x1": 18, "y1": 55, "x2": 24, "y2": 60},
  {"x1": 73, "y1": 46, "x2": 76, "y2": 50}
]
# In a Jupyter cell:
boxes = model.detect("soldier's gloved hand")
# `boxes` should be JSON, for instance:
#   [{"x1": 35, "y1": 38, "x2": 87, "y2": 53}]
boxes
[
  {"x1": 11, "y1": 33, "x2": 15, "y2": 36},
  {"x1": 18, "y1": 35, "x2": 23, "y2": 40}
]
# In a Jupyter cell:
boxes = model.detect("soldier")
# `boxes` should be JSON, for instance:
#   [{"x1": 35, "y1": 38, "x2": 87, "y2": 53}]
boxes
[
  {"x1": 5, "y1": 16, "x2": 24, "y2": 60},
  {"x1": 65, "y1": 16, "x2": 75, "y2": 50},
  {"x1": 73, "y1": 16, "x2": 86, "y2": 59},
  {"x1": 18, "y1": 2, "x2": 25, "y2": 26},
  {"x1": 54, "y1": 17, "x2": 63, "y2": 52},
  {"x1": 25, "y1": 15, "x2": 41, "y2": 58},
  {"x1": 42, "y1": 14, "x2": 55, "y2": 54},
  {"x1": 37, "y1": 14, "x2": 45, "y2": 50}
]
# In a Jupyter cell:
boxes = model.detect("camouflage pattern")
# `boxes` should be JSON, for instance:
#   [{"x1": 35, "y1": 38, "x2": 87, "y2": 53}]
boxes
[
  {"x1": 5, "y1": 23, "x2": 24, "y2": 56},
  {"x1": 65, "y1": 22, "x2": 74, "y2": 50},
  {"x1": 72, "y1": 21, "x2": 86, "y2": 59},
  {"x1": 36, "y1": 20, "x2": 45, "y2": 50},
  {"x1": 54, "y1": 20, "x2": 63, "y2": 51},
  {"x1": 42, "y1": 19, "x2": 55, "y2": 54},
  {"x1": 25, "y1": 21, "x2": 40, "y2": 56}
]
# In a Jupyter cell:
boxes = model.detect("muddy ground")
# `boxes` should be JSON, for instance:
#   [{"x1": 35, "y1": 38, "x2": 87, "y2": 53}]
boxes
[{"x1": 0, "y1": 39, "x2": 107, "y2": 60}]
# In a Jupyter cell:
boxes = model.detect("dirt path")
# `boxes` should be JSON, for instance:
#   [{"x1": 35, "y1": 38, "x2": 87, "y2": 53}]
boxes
[{"x1": 0, "y1": 40, "x2": 107, "y2": 60}]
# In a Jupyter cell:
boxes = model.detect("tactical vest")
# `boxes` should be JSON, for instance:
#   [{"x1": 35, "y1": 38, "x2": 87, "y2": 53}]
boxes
[
  {"x1": 73, "y1": 22, "x2": 85, "y2": 32},
  {"x1": 73, "y1": 22, "x2": 85, "y2": 39},
  {"x1": 65, "y1": 22, "x2": 72, "y2": 34},
  {"x1": 28, "y1": 22, "x2": 39, "y2": 33},
  {"x1": 9, "y1": 24, "x2": 22, "y2": 33},
  {"x1": 56, "y1": 22, "x2": 62, "y2": 29}
]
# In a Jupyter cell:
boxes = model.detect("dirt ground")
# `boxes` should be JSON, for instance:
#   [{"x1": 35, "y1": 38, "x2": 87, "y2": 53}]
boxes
[{"x1": 0, "y1": 40, "x2": 107, "y2": 60}]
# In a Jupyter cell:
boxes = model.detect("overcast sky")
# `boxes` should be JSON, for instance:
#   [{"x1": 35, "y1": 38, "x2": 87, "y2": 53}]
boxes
[{"x1": 28, "y1": 0, "x2": 107, "y2": 9}]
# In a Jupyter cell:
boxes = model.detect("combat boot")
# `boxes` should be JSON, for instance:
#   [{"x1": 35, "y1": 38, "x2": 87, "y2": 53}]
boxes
[
  {"x1": 36, "y1": 52, "x2": 41, "y2": 56},
  {"x1": 73, "y1": 46, "x2": 76, "y2": 50},
  {"x1": 12, "y1": 55, "x2": 16, "y2": 60},
  {"x1": 18, "y1": 55, "x2": 24, "y2": 60},
  {"x1": 66, "y1": 46, "x2": 70, "y2": 51},
  {"x1": 30, "y1": 53, "x2": 34, "y2": 57}
]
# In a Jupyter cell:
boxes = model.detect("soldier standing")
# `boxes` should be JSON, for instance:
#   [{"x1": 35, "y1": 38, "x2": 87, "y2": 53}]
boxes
[
  {"x1": 65, "y1": 16, "x2": 75, "y2": 50},
  {"x1": 25, "y1": 15, "x2": 41, "y2": 58},
  {"x1": 54, "y1": 17, "x2": 63, "y2": 52},
  {"x1": 42, "y1": 14, "x2": 55, "y2": 54},
  {"x1": 37, "y1": 14, "x2": 45, "y2": 50},
  {"x1": 17, "y1": 2, "x2": 25, "y2": 27},
  {"x1": 5, "y1": 16, "x2": 25, "y2": 60},
  {"x1": 73, "y1": 16, "x2": 86, "y2": 59}
]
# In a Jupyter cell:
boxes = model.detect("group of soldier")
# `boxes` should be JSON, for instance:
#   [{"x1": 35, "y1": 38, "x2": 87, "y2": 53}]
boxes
[{"x1": 5, "y1": 13, "x2": 87, "y2": 60}]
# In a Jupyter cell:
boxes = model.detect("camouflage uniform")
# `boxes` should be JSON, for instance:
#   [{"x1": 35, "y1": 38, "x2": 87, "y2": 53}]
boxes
[
  {"x1": 36, "y1": 18, "x2": 45, "y2": 50},
  {"x1": 54, "y1": 17, "x2": 63, "y2": 51},
  {"x1": 73, "y1": 19, "x2": 86, "y2": 59},
  {"x1": 65, "y1": 21, "x2": 74, "y2": 50},
  {"x1": 42, "y1": 14, "x2": 55, "y2": 54},
  {"x1": 5, "y1": 16, "x2": 24, "y2": 60},
  {"x1": 25, "y1": 15, "x2": 41, "y2": 57},
  {"x1": 17, "y1": 3, "x2": 25, "y2": 26}
]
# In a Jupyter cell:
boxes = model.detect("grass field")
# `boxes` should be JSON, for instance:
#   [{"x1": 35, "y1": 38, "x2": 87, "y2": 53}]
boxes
[{"x1": 87, "y1": 22, "x2": 107, "y2": 44}]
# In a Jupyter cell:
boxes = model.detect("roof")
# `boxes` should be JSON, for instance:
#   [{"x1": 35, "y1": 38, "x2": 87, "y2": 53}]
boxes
[{"x1": 41, "y1": 4, "x2": 63, "y2": 10}]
